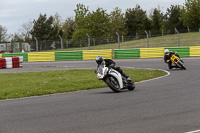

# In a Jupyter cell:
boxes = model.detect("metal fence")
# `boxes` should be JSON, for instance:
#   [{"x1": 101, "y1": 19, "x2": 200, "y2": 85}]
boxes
[
  {"x1": 0, "y1": 42, "x2": 30, "y2": 53},
  {"x1": 1, "y1": 30, "x2": 200, "y2": 53}
]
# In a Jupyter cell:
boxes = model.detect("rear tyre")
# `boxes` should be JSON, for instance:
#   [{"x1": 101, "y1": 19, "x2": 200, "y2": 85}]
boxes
[{"x1": 105, "y1": 76, "x2": 121, "y2": 92}]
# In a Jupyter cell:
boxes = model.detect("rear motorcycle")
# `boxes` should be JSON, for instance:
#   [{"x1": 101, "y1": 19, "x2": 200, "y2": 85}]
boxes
[
  {"x1": 170, "y1": 55, "x2": 186, "y2": 70},
  {"x1": 94, "y1": 64, "x2": 135, "y2": 92}
]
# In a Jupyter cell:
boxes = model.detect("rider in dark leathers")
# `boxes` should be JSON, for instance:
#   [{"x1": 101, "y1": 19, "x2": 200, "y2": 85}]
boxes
[
  {"x1": 95, "y1": 55, "x2": 129, "y2": 78},
  {"x1": 163, "y1": 49, "x2": 182, "y2": 69}
]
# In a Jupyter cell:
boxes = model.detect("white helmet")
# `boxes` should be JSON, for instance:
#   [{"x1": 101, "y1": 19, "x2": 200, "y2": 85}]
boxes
[{"x1": 164, "y1": 49, "x2": 169, "y2": 54}]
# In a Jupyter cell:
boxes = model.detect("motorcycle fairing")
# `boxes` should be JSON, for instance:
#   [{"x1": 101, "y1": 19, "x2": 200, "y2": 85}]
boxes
[{"x1": 108, "y1": 68, "x2": 123, "y2": 89}]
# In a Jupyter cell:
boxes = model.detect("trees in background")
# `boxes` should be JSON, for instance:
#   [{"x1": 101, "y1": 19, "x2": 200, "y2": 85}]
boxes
[
  {"x1": 0, "y1": 25, "x2": 8, "y2": 42},
  {"x1": 109, "y1": 7, "x2": 127, "y2": 36},
  {"x1": 62, "y1": 17, "x2": 76, "y2": 40},
  {"x1": 29, "y1": 13, "x2": 62, "y2": 50},
  {"x1": 87, "y1": 7, "x2": 110, "y2": 38},
  {"x1": 1, "y1": 1, "x2": 200, "y2": 46},
  {"x1": 125, "y1": 5, "x2": 147, "y2": 36},
  {"x1": 72, "y1": 3, "x2": 89, "y2": 39},
  {"x1": 150, "y1": 7, "x2": 164, "y2": 34},
  {"x1": 164, "y1": 5, "x2": 185, "y2": 33},
  {"x1": 71, "y1": 4, "x2": 126, "y2": 46},
  {"x1": 30, "y1": 13, "x2": 60, "y2": 41},
  {"x1": 180, "y1": 0, "x2": 200, "y2": 30},
  {"x1": 18, "y1": 20, "x2": 33, "y2": 42}
]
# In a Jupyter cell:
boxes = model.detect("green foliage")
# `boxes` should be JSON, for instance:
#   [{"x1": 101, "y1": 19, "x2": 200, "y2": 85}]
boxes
[
  {"x1": 62, "y1": 17, "x2": 76, "y2": 40},
  {"x1": 125, "y1": 4, "x2": 147, "y2": 35},
  {"x1": 180, "y1": 0, "x2": 200, "y2": 28},
  {"x1": 109, "y1": 7, "x2": 127, "y2": 36},
  {"x1": 71, "y1": 4, "x2": 90, "y2": 46},
  {"x1": 150, "y1": 8, "x2": 164, "y2": 34},
  {"x1": 4, "y1": 1, "x2": 200, "y2": 44},
  {"x1": 165, "y1": 5, "x2": 185, "y2": 33},
  {"x1": 31, "y1": 13, "x2": 60, "y2": 40},
  {"x1": 72, "y1": 4, "x2": 128, "y2": 46},
  {"x1": 70, "y1": 29, "x2": 89, "y2": 47},
  {"x1": 141, "y1": 17, "x2": 152, "y2": 32},
  {"x1": 87, "y1": 8, "x2": 110, "y2": 37},
  {"x1": 30, "y1": 13, "x2": 63, "y2": 50},
  {"x1": 0, "y1": 25, "x2": 8, "y2": 42},
  {"x1": 74, "y1": 3, "x2": 89, "y2": 30}
]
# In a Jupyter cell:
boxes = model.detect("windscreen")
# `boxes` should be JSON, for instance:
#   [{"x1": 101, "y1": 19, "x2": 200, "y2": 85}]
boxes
[{"x1": 97, "y1": 64, "x2": 104, "y2": 74}]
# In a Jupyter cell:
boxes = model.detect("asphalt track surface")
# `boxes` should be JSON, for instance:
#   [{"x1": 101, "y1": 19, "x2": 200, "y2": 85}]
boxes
[{"x1": 0, "y1": 57, "x2": 200, "y2": 133}]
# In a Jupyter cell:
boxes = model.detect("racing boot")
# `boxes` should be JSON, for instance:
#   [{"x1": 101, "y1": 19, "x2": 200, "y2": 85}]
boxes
[
  {"x1": 121, "y1": 72, "x2": 129, "y2": 78},
  {"x1": 117, "y1": 68, "x2": 129, "y2": 78}
]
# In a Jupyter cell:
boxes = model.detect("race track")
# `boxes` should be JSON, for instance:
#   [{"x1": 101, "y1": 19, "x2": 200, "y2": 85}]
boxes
[{"x1": 0, "y1": 57, "x2": 200, "y2": 133}]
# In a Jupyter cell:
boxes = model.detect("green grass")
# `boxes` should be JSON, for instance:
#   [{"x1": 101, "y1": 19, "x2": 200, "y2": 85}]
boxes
[
  {"x1": 0, "y1": 69, "x2": 166, "y2": 99},
  {"x1": 44, "y1": 32, "x2": 200, "y2": 52}
]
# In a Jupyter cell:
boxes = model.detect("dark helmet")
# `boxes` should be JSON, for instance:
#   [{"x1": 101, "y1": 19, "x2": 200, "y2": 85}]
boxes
[{"x1": 95, "y1": 55, "x2": 104, "y2": 64}]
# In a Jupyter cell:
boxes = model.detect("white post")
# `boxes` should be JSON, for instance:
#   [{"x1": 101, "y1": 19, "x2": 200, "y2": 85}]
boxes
[
  {"x1": 116, "y1": 32, "x2": 120, "y2": 49},
  {"x1": 145, "y1": 30, "x2": 149, "y2": 48},
  {"x1": 34, "y1": 37, "x2": 38, "y2": 51},
  {"x1": 59, "y1": 35, "x2": 63, "y2": 51},
  {"x1": 86, "y1": 33, "x2": 90, "y2": 50},
  {"x1": 175, "y1": 28, "x2": 180, "y2": 47}
]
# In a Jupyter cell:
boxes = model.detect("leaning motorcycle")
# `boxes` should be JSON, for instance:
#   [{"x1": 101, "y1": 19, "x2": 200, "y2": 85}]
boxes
[
  {"x1": 170, "y1": 55, "x2": 186, "y2": 70},
  {"x1": 94, "y1": 64, "x2": 135, "y2": 92}
]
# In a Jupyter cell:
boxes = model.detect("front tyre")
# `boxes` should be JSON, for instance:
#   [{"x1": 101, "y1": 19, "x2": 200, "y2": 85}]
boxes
[
  {"x1": 128, "y1": 83, "x2": 135, "y2": 91},
  {"x1": 105, "y1": 76, "x2": 121, "y2": 92},
  {"x1": 178, "y1": 62, "x2": 186, "y2": 70}
]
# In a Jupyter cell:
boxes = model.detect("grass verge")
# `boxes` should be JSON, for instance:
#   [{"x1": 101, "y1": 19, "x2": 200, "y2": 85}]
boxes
[
  {"x1": 0, "y1": 69, "x2": 166, "y2": 99},
  {"x1": 44, "y1": 32, "x2": 200, "y2": 52}
]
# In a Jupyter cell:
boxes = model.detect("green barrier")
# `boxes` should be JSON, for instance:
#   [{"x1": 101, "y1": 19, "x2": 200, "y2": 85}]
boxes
[
  {"x1": 0, "y1": 47, "x2": 192, "y2": 63},
  {"x1": 55, "y1": 51, "x2": 83, "y2": 61},
  {"x1": 114, "y1": 49, "x2": 140, "y2": 59},
  {"x1": 164, "y1": 47, "x2": 190, "y2": 57},
  {"x1": 2, "y1": 53, "x2": 28, "y2": 62}
]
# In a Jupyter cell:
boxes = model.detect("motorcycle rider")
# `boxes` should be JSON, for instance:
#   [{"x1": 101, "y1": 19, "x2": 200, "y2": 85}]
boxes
[
  {"x1": 163, "y1": 49, "x2": 182, "y2": 69},
  {"x1": 95, "y1": 55, "x2": 129, "y2": 78}
]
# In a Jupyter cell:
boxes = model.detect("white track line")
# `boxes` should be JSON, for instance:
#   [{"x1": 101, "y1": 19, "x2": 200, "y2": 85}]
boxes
[
  {"x1": 185, "y1": 129, "x2": 200, "y2": 133},
  {"x1": 122, "y1": 66, "x2": 170, "y2": 84}
]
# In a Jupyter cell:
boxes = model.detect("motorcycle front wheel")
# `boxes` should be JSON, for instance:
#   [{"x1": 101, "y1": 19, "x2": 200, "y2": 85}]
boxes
[
  {"x1": 105, "y1": 76, "x2": 121, "y2": 92},
  {"x1": 178, "y1": 62, "x2": 186, "y2": 70},
  {"x1": 128, "y1": 82, "x2": 135, "y2": 91}
]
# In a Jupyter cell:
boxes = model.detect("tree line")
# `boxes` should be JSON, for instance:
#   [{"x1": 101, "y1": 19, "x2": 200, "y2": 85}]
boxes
[{"x1": 0, "y1": 0, "x2": 200, "y2": 47}]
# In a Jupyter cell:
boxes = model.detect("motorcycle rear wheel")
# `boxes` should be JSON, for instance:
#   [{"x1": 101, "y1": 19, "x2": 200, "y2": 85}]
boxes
[{"x1": 105, "y1": 76, "x2": 121, "y2": 92}]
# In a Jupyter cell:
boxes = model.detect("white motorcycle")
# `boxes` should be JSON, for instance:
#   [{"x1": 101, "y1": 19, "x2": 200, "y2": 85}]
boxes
[{"x1": 94, "y1": 64, "x2": 135, "y2": 92}]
